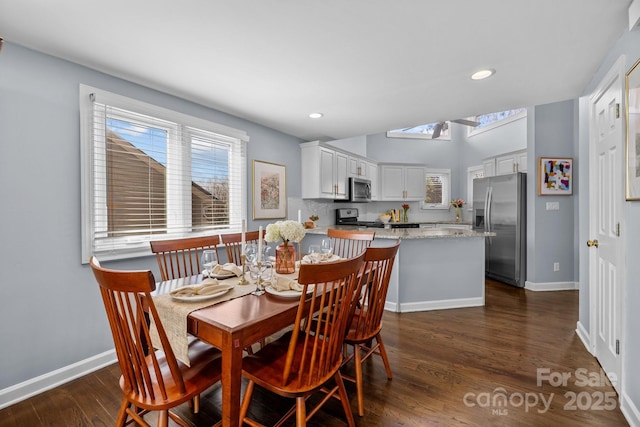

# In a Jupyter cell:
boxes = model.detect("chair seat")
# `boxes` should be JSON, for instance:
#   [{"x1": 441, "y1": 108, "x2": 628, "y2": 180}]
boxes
[
  {"x1": 121, "y1": 339, "x2": 222, "y2": 410},
  {"x1": 345, "y1": 312, "x2": 382, "y2": 344},
  {"x1": 242, "y1": 332, "x2": 341, "y2": 397}
]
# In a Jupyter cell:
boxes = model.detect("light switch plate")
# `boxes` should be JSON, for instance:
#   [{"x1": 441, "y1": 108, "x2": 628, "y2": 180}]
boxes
[{"x1": 546, "y1": 202, "x2": 559, "y2": 211}]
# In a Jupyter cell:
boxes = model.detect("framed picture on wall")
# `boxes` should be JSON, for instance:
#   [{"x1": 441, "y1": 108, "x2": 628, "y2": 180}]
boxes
[
  {"x1": 538, "y1": 157, "x2": 573, "y2": 195},
  {"x1": 626, "y1": 57, "x2": 640, "y2": 201},
  {"x1": 252, "y1": 160, "x2": 287, "y2": 219}
]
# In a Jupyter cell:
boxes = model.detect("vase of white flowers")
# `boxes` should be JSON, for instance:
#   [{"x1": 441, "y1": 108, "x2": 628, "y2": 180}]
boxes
[{"x1": 265, "y1": 220, "x2": 306, "y2": 274}]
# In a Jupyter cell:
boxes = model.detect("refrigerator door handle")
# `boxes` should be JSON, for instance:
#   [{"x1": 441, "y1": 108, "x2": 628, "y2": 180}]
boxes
[{"x1": 485, "y1": 186, "x2": 493, "y2": 233}]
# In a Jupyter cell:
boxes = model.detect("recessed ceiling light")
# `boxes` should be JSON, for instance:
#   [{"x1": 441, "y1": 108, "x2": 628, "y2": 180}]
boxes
[
  {"x1": 471, "y1": 69, "x2": 495, "y2": 80},
  {"x1": 309, "y1": 112, "x2": 324, "y2": 119}
]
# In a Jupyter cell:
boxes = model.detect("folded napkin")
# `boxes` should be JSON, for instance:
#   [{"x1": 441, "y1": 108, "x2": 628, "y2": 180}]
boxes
[
  {"x1": 170, "y1": 279, "x2": 233, "y2": 298},
  {"x1": 301, "y1": 252, "x2": 335, "y2": 264},
  {"x1": 211, "y1": 263, "x2": 243, "y2": 277},
  {"x1": 271, "y1": 275, "x2": 305, "y2": 292}
]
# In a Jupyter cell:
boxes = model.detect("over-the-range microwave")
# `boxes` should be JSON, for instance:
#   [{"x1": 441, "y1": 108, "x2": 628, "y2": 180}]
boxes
[{"x1": 346, "y1": 177, "x2": 371, "y2": 202}]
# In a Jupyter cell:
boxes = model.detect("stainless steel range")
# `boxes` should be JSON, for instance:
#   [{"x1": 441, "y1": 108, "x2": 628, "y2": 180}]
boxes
[{"x1": 334, "y1": 208, "x2": 419, "y2": 229}]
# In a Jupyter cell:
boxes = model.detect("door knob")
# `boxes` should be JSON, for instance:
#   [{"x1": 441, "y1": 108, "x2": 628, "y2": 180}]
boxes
[{"x1": 586, "y1": 239, "x2": 599, "y2": 247}]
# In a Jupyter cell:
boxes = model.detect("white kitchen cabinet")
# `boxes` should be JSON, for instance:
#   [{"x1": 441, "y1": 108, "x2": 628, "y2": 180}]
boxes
[
  {"x1": 483, "y1": 158, "x2": 496, "y2": 177},
  {"x1": 348, "y1": 156, "x2": 367, "y2": 178},
  {"x1": 379, "y1": 164, "x2": 426, "y2": 201},
  {"x1": 483, "y1": 149, "x2": 527, "y2": 176},
  {"x1": 495, "y1": 155, "x2": 516, "y2": 175},
  {"x1": 367, "y1": 161, "x2": 379, "y2": 200},
  {"x1": 515, "y1": 151, "x2": 527, "y2": 172},
  {"x1": 483, "y1": 159, "x2": 496, "y2": 177},
  {"x1": 301, "y1": 142, "x2": 348, "y2": 200},
  {"x1": 496, "y1": 149, "x2": 527, "y2": 175}
]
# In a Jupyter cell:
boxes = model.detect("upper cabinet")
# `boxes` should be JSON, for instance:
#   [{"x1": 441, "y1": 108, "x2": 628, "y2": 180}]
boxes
[
  {"x1": 367, "y1": 161, "x2": 379, "y2": 201},
  {"x1": 348, "y1": 156, "x2": 367, "y2": 178},
  {"x1": 379, "y1": 164, "x2": 426, "y2": 201},
  {"x1": 301, "y1": 142, "x2": 348, "y2": 200},
  {"x1": 483, "y1": 158, "x2": 496, "y2": 177},
  {"x1": 484, "y1": 149, "x2": 527, "y2": 176}
]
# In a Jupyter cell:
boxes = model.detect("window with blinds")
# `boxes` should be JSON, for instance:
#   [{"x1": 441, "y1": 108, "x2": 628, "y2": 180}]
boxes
[
  {"x1": 80, "y1": 85, "x2": 248, "y2": 262},
  {"x1": 421, "y1": 168, "x2": 451, "y2": 209}
]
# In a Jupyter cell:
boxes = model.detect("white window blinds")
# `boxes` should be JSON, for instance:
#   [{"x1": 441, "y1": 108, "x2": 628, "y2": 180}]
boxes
[{"x1": 80, "y1": 85, "x2": 248, "y2": 262}]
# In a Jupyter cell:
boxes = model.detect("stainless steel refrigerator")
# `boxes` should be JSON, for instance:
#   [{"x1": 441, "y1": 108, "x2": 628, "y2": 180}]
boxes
[{"x1": 472, "y1": 172, "x2": 526, "y2": 287}]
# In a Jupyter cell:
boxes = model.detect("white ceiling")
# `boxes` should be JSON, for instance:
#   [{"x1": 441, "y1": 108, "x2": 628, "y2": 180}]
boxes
[{"x1": 0, "y1": 1, "x2": 631, "y2": 141}]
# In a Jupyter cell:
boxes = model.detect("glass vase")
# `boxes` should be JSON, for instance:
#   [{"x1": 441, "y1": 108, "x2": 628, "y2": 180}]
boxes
[
  {"x1": 275, "y1": 242, "x2": 296, "y2": 274},
  {"x1": 455, "y1": 207, "x2": 461, "y2": 223},
  {"x1": 403, "y1": 209, "x2": 409, "y2": 223}
]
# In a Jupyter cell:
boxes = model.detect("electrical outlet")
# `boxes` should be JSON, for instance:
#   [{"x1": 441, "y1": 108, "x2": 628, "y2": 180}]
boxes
[{"x1": 553, "y1": 262, "x2": 560, "y2": 272}]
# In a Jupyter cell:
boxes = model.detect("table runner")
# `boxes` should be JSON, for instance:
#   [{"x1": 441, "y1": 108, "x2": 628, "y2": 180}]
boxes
[{"x1": 149, "y1": 278, "x2": 256, "y2": 366}]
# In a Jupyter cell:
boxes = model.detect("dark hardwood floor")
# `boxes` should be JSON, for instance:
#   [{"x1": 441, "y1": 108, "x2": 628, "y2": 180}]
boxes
[{"x1": 1, "y1": 280, "x2": 628, "y2": 426}]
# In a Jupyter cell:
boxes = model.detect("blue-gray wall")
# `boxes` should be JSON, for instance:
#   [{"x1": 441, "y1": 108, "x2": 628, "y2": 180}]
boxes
[
  {"x1": 0, "y1": 42, "x2": 301, "y2": 391},
  {"x1": 526, "y1": 100, "x2": 577, "y2": 285}
]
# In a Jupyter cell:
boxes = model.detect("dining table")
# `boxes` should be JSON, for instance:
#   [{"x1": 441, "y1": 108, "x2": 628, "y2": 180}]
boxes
[{"x1": 152, "y1": 273, "x2": 304, "y2": 427}]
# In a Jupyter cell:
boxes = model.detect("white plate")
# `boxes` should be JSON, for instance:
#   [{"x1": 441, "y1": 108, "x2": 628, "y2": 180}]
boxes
[
  {"x1": 170, "y1": 284, "x2": 233, "y2": 302},
  {"x1": 265, "y1": 284, "x2": 314, "y2": 298}
]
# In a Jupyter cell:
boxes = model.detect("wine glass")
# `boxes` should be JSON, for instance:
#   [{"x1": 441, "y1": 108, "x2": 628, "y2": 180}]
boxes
[
  {"x1": 308, "y1": 245, "x2": 321, "y2": 264},
  {"x1": 201, "y1": 249, "x2": 218, "y2": 278},
  {"x1": 320, "y1": 239, "x2": 333, "y2": 257},
  {"x1": 261, "y1": 260, "x2": 273, "y2": 285},
  {"x1": 244, "y1": 243, "x2": 257, "y2": 264},
  {"x1": 262, "y1": 245, "x2": 273, "y2": 262},
  {"x1": 249, "y1": 259, "x2": 269, "y2": 295}
]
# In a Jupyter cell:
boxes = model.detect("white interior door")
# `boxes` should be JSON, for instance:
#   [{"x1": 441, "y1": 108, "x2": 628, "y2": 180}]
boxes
[{"x1": 588, "y1": 57, "x2": 625, "y2": 392}]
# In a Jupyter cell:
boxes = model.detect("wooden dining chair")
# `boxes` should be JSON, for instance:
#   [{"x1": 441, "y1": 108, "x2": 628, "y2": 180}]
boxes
[
  {"x1": 89, "y1": 257, "x2": 222, "y2": 427},
  {"x1": 239, "y1": 253, "x2": 366, "y2": 427},
  {"x1": 149, "y1": 235, "x2": 221, "y2": 281},
  {"x1": 341, "y1": 240, "x2": 400, "y2": 416},
  {"x1": 327, "y1": 228, "x2": 375, "y2": 259},
  {"x1": 220, "y1": 230, "x2": 261, "y2": 265}
]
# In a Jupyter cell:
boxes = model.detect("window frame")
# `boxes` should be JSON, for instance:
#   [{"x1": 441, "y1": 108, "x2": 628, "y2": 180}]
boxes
[
  {"x1": 80, "y1": 84, "x2": 249, "y2": 262},
  {"x1": 386, "y1": 122, "x2": 452, "y2": 140},
  {"x1": 467, "y1": 108, "x2": 527, "y2": 137},
  {"x1": 420, "y1": 168, "x2": 451, "y2": 210}
]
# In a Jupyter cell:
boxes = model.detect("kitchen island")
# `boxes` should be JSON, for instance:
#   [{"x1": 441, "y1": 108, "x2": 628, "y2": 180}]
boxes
[{"x1": 302, "y1": 225, "x2": 495, "y2": 312}]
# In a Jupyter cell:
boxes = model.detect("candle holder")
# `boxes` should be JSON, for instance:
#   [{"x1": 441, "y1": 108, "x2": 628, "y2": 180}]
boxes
[
  {"x1": 237, "y1": 253, "x2": 249, "y2": 285},
  {"x1": 251, "y1": 260, "x2": 265, "y2": 296}
]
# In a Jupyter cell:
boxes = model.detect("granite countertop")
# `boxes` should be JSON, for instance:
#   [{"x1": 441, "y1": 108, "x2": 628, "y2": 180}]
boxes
[{"x1": 304, "y1": 225, "x2": 495, "y2": 240}]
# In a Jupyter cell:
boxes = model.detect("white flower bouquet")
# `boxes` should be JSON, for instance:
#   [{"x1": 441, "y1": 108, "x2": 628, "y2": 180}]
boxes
[{"x1": 264, "y1": 220, "x2": 306, "y2": 243}]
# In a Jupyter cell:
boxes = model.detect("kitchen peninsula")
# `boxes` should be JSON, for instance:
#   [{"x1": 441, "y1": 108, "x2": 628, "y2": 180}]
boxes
[{"x1": 303, "y1": 226, "x2": 495, "y2": 312}]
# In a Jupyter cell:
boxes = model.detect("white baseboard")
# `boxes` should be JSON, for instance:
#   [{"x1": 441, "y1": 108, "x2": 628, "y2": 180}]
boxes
[
  {"x1": 621, "y1": 390, "x2": 640, "y2": 427},
  {"x1": 384, "y1": 301, "x2": 399, "y2": 312},
  {"x1": 0, "y1": 350, "x2": 117, "y2": 410},
  {"x1": 524, "y1": 280, "x2": 578, "y2": 291},
  {"x1": 575, "y1": 320, "x2": 594, "y2": 355},
  {"x1": 399, "y1": 296, "x2": 484, "y2": 313}
]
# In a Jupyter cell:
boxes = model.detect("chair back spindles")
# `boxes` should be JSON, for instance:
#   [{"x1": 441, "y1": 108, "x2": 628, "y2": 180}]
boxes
[
  {"x1": 89, "y1": 256, "x2": 222, "y2": 426},
  {"x1": 350, "y1": 241, "x2": 400, "y2": 340},
  {"x1": 342, "y1": 240, "x2": 400, "y2": 417},
  {"x1": 239, "y1": 253, "x2": 365, "y2": 427},
  {"x1": 221, "y1": 231, "x2": 261, "y2": 265},
  {"x1": 327, "y1": 228, "x2": 375, "y2": 259},
  {"x1": 150, "y1": 235, "x2": 221, "y2": 281},
  {"x1": 285, "y1": 253, "x2": 365, "y2": 388},
  {"x1": 90, "y1": 258, "x2": 184, "y2": 401}
]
